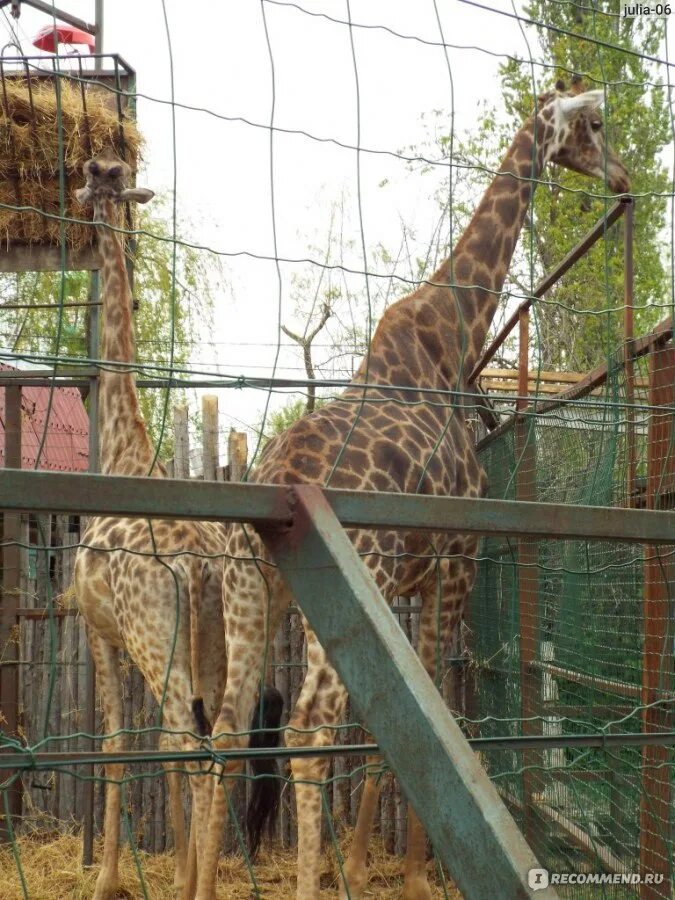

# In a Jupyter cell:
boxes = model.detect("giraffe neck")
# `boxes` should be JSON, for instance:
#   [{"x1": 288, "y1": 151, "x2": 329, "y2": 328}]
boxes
[
  {"x1": 93, "y1": 198, "x2": 159, "y2": 477},
  {"x1": 426, "y1": 113, "x2": 547, "y2": 377}
]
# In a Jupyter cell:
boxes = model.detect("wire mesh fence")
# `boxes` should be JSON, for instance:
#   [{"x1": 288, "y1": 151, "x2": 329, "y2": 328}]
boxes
[{"x1": 0, "y1": 1, "x2": 673, "y2": 898}]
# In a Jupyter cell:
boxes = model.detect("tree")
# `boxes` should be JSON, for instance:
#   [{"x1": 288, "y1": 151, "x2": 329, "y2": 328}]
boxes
[
  {"x1": 1, "y1": 197, "x2": 222, "y2": 455},
  {"x1": 498, "y1": 1, "x2": 669, "y2": 370}
]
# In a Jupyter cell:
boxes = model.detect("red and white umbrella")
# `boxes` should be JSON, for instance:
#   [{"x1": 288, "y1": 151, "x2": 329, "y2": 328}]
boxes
[{"x1": 32, "y1": 24, "x2": 95, "y2": 54}]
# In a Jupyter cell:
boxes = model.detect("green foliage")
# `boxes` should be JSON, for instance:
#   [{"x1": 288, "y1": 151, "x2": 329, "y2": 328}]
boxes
[
  {"x1": 405, "y1": 3, "x2": 670, "y2": 372},
  {"x1": 1, "y1": 197, "x2": 221, "y2": 454},
  {"x1": 496, "y1": 1, "x2": 670, "y2": 370},
  {"x1": 266, "y1": 398, "x2": 316, "y2": 438}
]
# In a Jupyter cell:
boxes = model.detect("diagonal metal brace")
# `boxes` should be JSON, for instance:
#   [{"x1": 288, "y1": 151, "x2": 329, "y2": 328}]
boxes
[{"x1": 260, "y1": 484, "x2": 556, "y2": 900}]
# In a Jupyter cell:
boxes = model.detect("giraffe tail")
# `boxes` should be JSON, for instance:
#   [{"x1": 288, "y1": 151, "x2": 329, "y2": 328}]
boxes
[
  {"x1": 187, "y1": 560, "x2": 212, "y2": 737},
  {"x1": 246, "y1": 685, "x2": 284, "y2": 858}
]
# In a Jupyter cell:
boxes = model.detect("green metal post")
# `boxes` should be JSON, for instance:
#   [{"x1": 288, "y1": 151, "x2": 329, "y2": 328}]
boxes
[
  {"x1": 82, "y1": 271, "x2": 100, "y2": 868},
  {"x1": 260, "y1": 484, "x2": 556, "y2": 900}
]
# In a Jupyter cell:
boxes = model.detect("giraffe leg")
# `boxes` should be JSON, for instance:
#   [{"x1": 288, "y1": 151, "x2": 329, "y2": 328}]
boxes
[
  {"x1": 196, "y1": 581, "x2": 287, "y2": 900},
  {"x1": 183, "y1": 814, "x2": 198, "y2": 900},
  {"x1": 182, "y1": 582, "x2": 225, "y2": 898},
  {"x1": 158, "y1": 692, "x2": 213, "y2": 900},
  {"x1": 88, "y1": 631, "x2": 124, "y2": 900},
  {"x1": 402, "y1": 807, "x2": 432, "y2": 900},
  {"x1": 164, "y1": 761, "x2": 188, "y2": 893},
  {"x1": 290, "y1": 627, "x2": 348, "y2": 900},
  {"x1": 401, "y1": 556, "x2": 477, "y2": 900},
  {"x1": 338, "y1": 757, "x2": 384, "y2": 900}
]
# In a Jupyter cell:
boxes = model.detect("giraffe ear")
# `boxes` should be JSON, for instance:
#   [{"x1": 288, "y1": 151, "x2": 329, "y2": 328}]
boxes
[
  {"x1": 119, "y1": 187, "x2": 154, "y2": 204},
  {"x1": 558, "y1": 89, "x2": 604, "y2": 119},
  {"x1": 75, "y1": 186, "x2": 92, "y2": 205}
]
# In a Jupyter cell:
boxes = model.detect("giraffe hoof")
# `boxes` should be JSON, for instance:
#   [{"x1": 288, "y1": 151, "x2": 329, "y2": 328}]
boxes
[
  {"x1": 402, "y1": 877, "x2": 432, "y2": 900},
  {"x1": 338, "y1": 866, "x2": 367, "y2": 900},
  {"x1": 92, "y1": 879, "x2": 120, "y2": 900}
]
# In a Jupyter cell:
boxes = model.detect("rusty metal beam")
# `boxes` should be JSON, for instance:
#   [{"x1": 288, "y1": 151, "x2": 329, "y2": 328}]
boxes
[
  {"x1": 4, "y1": 0, "x2": 96, "y2": 34},
  {"x1": 639, "y1": 345, "x2": 675, "y2": 897},
  {"x1": 260, "y1": 484, "x2": 555, "y2": 900}
]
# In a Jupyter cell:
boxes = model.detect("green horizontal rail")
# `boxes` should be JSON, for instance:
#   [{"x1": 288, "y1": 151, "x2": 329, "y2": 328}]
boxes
[
  {"x1": 1, "y1": 731, "x2": 674, "y2": 771},
  {"x1": 0, "y1": 469, "x2": 673, "y2": 543}
]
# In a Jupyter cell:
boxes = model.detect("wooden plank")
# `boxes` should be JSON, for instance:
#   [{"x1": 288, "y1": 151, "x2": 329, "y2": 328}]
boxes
[
  {"x1": 483, "y1": 368, "x2": 584, "y2": 384},
  {"x1": 479, "y1": 378, "x2": 648, "y2": 395},
  {"x1": 15, "y1": 607, "x2": 78, "y2": 619},
  {"x1": 261, "y1": 484, "x2": 555, "y2": 900},
  {"x1": 173, "y1": 405, "x2": 190, "y2": 480},
  {"x1": 532, "y1": 660, "x2": 643, "y2": 700},
  {"x1": 227, "y1": 429, "x2": 248, "y2": 483},
  {"x1": 639, "y1": 344, "x2": 675, "y2": 899},
  {"x1": 504, "y1": 791, "x2": 627, "y2": 875},
  {"x1": 201, "y1": 395, "x2": 219, "y2": 481},
  {"x1": 476, "y1": 317, "x2": 673, "y2": 453}
]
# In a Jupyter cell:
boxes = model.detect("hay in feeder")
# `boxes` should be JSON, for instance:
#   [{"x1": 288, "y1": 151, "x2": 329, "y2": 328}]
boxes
[{"x1": 0, "y1": 75, "x2": 143, "y2": 251}]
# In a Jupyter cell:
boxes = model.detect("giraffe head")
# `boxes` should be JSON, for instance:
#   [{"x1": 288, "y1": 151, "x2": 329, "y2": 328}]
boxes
[
  {"x1": 75, "y1": 149, "x2": 154, "y2": 207},
  {"x1": 537, "y1": 77, "x2": 630, "y2": 194}
]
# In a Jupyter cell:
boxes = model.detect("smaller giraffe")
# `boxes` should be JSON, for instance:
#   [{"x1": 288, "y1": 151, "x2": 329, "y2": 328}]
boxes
[{"x1": 73, "y1": 152, "x2": 227, "y2": 900}]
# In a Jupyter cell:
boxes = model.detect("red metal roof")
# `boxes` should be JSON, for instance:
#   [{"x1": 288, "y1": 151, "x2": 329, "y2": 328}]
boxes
[{"x1": 0, "y1": 366, "x2": 89, "y2": 472}]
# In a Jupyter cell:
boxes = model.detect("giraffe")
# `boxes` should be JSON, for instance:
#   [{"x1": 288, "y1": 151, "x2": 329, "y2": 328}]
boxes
[
  {"x1": 72, "y1": 151, "x2": 228, "y2": 900},
  {"x1": 195, "y1": 80, "x2": 630, "y2": 899}
]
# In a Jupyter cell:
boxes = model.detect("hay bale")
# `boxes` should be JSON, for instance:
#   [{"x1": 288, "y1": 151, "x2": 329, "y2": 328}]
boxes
[{"x1": 0, "y1": 76, "x2": 143, "y2": 251}]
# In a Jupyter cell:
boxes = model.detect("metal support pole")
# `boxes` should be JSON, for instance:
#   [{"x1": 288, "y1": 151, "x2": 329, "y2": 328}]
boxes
[
  {"x1": 82, "y1": 272, "x2": 100, "y2": 868},
  {"x1": 515, "y1": 308, "x2": 541, "y2": 855},
  {"x1": 260, "y1": 484, "x2": 556, "y2": 900},
  {"x1": 639, "y1": 343, "x2": 674, "y2": 899},
  {"x1": 0, "y1": 386, "x2": 23, "y2": 840},
  {"x1": 94, "y1": 0, "x2": 104, "y2": 55}
]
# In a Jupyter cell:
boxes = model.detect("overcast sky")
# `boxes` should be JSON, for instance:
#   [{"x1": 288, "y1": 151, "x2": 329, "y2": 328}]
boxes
[{"x1": 3, "y1": 1, "x2": 673, "y2": 466}]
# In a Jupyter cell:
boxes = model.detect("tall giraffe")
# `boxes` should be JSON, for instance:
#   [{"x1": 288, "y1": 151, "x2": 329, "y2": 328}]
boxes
[
  {"x1": 73, "y1": 151, "x2": 227, "y2": 900},
  {"x1": 196, "y1": 81, "x2": 630, "y2": 900}
]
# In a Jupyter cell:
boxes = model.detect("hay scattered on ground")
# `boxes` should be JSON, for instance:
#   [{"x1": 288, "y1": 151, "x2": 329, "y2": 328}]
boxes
[
  {"x1": 0, "y1": 76, "x2": 142, "y2": 250},
  {"x1": 0, "y1": 830, "x2": 461, "y2": 898}
]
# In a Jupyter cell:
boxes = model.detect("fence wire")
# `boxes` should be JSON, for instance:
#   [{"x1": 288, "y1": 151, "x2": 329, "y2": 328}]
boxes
[{"x1": 0, "y1": 1, "x2": 673, "y2": 898}]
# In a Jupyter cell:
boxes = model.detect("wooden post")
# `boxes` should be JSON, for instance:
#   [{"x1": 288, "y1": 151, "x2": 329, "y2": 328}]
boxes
[
  {"x1": 639, "y1": 343, "x2": 674, "y2": 898},
  {"x1": 227, "y1": 429, "x2": 248, "y2": 483},
  {"x1": 515, "y1": 308, "x2": 541, "y2": 855},
  {"x1": 201, "y1": 396, "x2": 219, "y2": 481},
  {"x1": 173, "y1": 405, "x2": 190, "y2": 479},
  {"x1": 1, "y1": 386, "x2": 23, "y2": 839}
]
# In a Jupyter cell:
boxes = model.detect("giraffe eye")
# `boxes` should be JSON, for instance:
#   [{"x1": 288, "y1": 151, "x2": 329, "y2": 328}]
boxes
[{"x1": 591, "y1": 120, "x2": 603, "y2": 132}]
